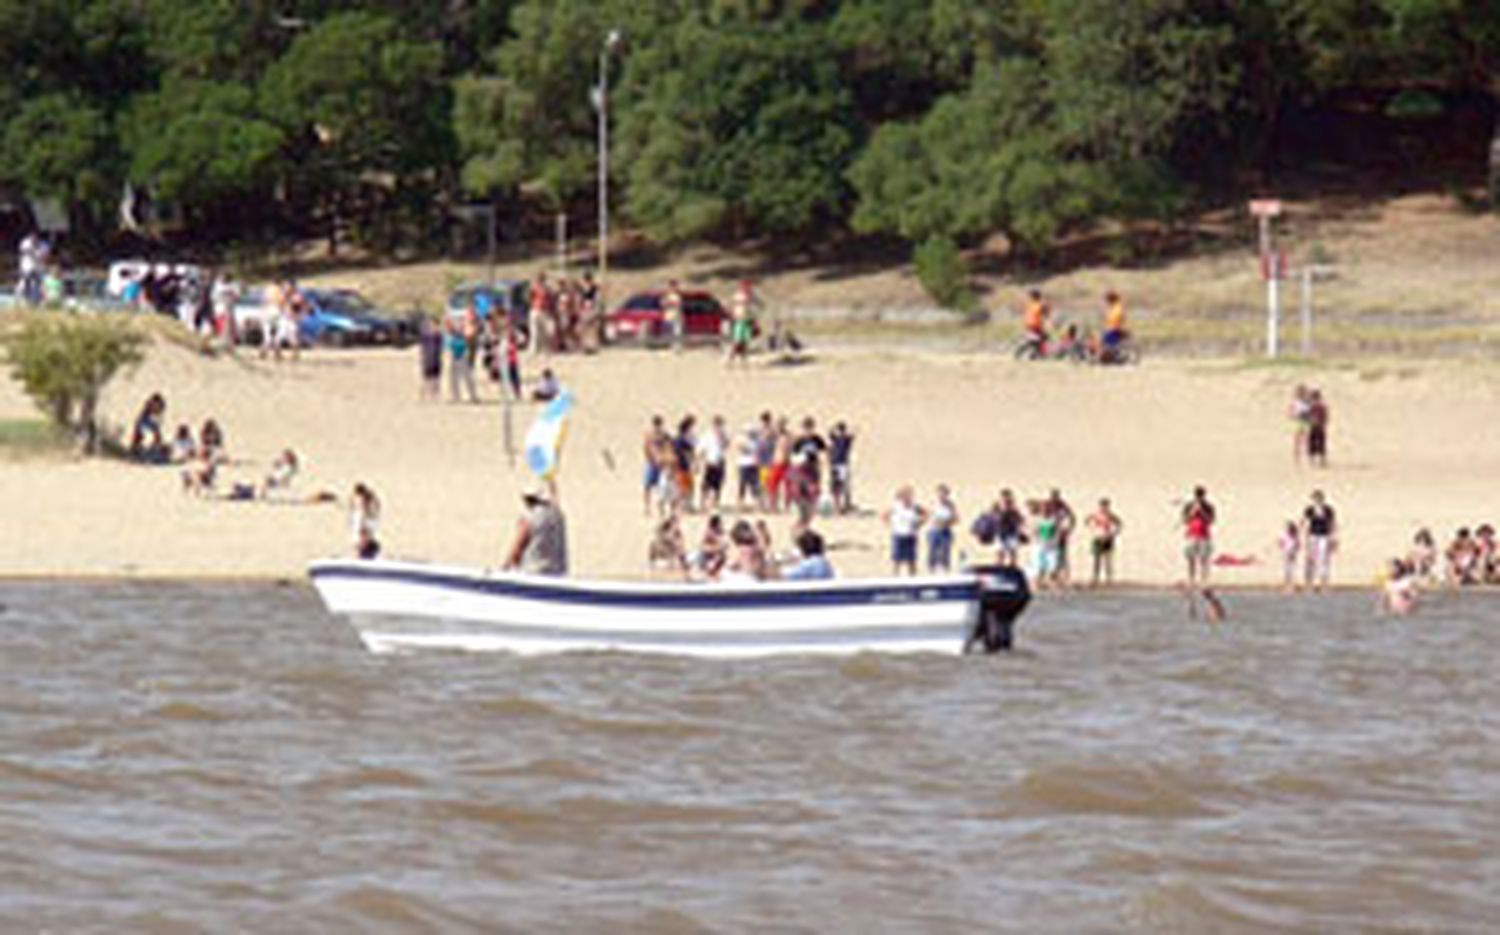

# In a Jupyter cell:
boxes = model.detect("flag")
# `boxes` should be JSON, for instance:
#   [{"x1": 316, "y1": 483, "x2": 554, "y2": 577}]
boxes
[{"x1": 523, "y1": 390, "x2": 573, "y2": 479}]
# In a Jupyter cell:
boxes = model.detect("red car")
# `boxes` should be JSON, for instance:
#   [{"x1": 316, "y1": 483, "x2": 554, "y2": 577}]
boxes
[{"x1": 605, "y1": 290, "x2": 729, "y2": 346}]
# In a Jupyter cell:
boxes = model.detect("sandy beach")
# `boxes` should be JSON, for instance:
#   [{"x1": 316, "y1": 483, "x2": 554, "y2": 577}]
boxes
[{"x1": 4, "y1": 335, "x2": 1499, "y2": 588}]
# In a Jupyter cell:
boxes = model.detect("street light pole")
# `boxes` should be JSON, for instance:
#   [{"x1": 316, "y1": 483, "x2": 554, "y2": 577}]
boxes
[{"x1": 597, "y1": 30, "x2": 621, "y2": 310}]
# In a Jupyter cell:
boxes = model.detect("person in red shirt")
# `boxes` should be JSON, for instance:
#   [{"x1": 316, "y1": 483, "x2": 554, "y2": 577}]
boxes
[{"x1": 1181, "y1": 485, "x2": 1216, "y2": 585}]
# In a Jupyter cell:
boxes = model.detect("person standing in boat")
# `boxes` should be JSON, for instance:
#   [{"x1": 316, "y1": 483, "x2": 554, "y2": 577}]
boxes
[{"x1": 504, "y1": 483, "x2": 569, "y2": 576}]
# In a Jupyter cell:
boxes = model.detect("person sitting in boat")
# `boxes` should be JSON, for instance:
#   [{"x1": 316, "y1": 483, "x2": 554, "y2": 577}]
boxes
[
  {"x1": 504, "y1": 482, "x2": 568, "y2": 576},
  {"x1": 722, "y1": 519, "x2": 774, "y2": 582},
  {"x1": 782, "y1": 528, "x2": 834, "y2": 580}
]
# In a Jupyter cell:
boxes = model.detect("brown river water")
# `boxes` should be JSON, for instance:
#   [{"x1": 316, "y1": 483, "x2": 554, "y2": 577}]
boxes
[{"x1": 1, "y1": 582, "x2": 1497, "y2": 932}]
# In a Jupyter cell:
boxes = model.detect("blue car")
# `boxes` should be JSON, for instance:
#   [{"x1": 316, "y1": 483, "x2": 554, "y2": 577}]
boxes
[{"x1": 300, "y1": 289, "x2": 419, "y2": 348}]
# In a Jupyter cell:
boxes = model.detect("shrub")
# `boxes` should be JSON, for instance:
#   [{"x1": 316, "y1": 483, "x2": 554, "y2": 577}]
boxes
[
  {"x1": 1, "y1": 314, "x2": 146, "y2": 454},
  {"x1": 913, "y1": 234, "x2": 975, "y2": 312}
]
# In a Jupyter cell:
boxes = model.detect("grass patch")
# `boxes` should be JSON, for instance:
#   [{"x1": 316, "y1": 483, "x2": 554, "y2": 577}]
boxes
[{"x1": 0, "y1": 418, "x2": 71, "y2": 460}]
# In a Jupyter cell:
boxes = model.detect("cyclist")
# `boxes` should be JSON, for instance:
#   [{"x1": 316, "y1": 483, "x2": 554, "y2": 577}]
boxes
[
  {"x1": 1101, "y1": 290, "x2": 1128, "y2": 358},
  {"x1": 1021, "y1": 289, "x2": 1050, "y2": 349}
]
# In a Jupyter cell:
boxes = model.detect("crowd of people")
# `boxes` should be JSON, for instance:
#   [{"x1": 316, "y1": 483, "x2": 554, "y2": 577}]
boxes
[{"x1": 641, "y1": 412, "x2": 855, "y2": 524}]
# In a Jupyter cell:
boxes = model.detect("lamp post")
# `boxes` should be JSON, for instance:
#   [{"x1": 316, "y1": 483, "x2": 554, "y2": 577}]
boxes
[{"x1": 597, "y1": 29, "x2": 622, "y2": 308}]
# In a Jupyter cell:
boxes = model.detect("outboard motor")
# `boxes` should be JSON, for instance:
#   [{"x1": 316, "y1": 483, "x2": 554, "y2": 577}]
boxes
[{"x1": 965, "y1": 565, "x2": 1031, "y2": 654}]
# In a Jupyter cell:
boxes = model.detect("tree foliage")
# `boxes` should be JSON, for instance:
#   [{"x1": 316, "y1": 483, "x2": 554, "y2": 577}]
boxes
[
  {"x1": 0, "y1": 0, "x2": 1497, "y2": 254},
  {"x1": 1, "y1": 314, "x2": 146, "y2": 454}
]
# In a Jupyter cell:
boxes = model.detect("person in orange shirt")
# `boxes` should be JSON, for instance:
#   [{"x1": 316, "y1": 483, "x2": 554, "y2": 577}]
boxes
[
  {"x1": 1102, "y1": 290, "x2": 1127, "y2": 352},
  {"x1": 1022, "y1": 289, "x2": 1049, "y2": 343}
]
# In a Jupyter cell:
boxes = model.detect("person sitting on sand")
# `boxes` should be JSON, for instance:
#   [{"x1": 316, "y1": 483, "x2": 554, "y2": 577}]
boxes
[
  {"x1": 531, "y1": 367, "x2": 560, "y2": 403},
  {"x1": 169, "y1": 423, "x2": 196, "y2": 464},
  {"x1": 199, "y1": 418, "x2": 225, "y2": 463},
  {"x1": 648, "y1": 513, "x2": 689, "y2": 576},
  {"x1": 261, "y1": 449, "x2": 299, "y2": 498},
  {"x1": 129, "y1": 392, "x2": 168, "y2": 463},
  {"x1": 351, "y1": 482, "x2": 381, "y2": 560},
  {"x1": 782, "y1": 528, "x2": 835, "y2": 580}
]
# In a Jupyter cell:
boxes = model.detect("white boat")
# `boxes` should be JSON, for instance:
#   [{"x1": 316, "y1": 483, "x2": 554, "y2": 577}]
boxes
[{"x1": 308, "y1": 559, "x2": 1030, "y2": 658}]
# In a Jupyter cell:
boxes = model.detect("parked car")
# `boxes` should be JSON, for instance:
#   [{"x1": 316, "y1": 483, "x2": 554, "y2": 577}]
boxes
[
  {"x1": 233, "y1": 286, "x2": 417, "y2": 347},
  {"x1": 445, "y1": 280, "x2": 532, "y2": 347},
  {"x1": 302, "y1": 288, "x2": 419, "y2": 347},
  {"x1": 605, "y1": 290, "x2": 729, "y2": 346},
  {"x1": 62, "y1": 273, "x2": 136, "y2": 314}
]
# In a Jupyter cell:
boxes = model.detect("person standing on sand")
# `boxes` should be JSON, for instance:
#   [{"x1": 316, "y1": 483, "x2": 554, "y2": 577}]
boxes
[
  {"x1": 1047, "y1": 489, "x2": 1076, "y2": 586},
  {"x1": 504, "y1": 484, "x2": 568, "y2": 576},
  {"x1": 351, "y1": 483, "x2": 381, "y2": 560},
  {"x1": 1307, "y1": 389, "x2": 1330, "y2": 468},
  {"x1": 727, "y1": 279, "x2": 758, "y2": 366},
  {"x1": 1289, "y1": 385, "x2": 1312, "y2": 466},
  {"x1": 1278, "y1": 520, "x2": 1302, "y2": 593},
  {"x1": 697, "y1": 414, "x2": 729, "y2": 513},
  {"x1": 768, "y1": 417, "x2": 793, "y2": 513},
  {"x1": 827, "y1": 421, "x2": 855, "y2": 514},
  {"x1": 663, "y1": 279, "x2": 684, "y2": 353},
  {"x1": 418, "y1": 317, "x2": 443, "y2": 400},
  {"x1": 1182, "y1": 485, "x2": 1217, "y2": 585},
  {"x1": 884, "y1": 485, "x2": 927, "y2": 576},
  {"x1": 927, "y1": 484, "x2": 958, "y2": 572},
  {"x1": 1301, "y1": 489, "x2": 1337, "y2": 591},
  {"x1": 642, "y1": 415, "x2": 671, "y2": 516},
  {"x1": 1086, "y1": 498, "x2": 1123, "y2": 587},
  {"x1": 446, "y1": 308, "x2": 478, "y2": 403}
]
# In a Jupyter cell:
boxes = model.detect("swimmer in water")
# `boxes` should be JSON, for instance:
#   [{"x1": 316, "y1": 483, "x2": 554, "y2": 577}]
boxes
[
  {"x1": 1185, "y1": 586, "x2": 1227, "y2": 623},
  {"x1": 1380, "y1": 559, "x2": 1418, "y2": 616}
]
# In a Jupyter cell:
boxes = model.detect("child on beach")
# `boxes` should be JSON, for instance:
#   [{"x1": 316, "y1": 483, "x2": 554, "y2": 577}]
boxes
[{"x1": 1279, "y1": 520, "x2": 1302, "y2": 593}]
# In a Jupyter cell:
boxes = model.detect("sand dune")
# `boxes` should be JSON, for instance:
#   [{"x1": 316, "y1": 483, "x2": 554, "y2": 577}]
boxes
[{"x1": 4, "y1": 336, "x2": 1499, "y2": 587}]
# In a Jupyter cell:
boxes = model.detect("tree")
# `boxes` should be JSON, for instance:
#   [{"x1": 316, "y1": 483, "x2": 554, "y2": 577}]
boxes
[
  {"x1": 0, "y1": 93, "x2": 117, "y2": 231},
  {"x1": 617, "y1": 15, "x2": 859, "y2": 241},
  {"x1": 259, "y1": 11, "x2": 452, "y2": 252},
  {"x1": 1, "y1": 314, "x2": 146, "y2": 455},
  {"x1": 123, "y1": 79, "x2": 284, "y2": 225}
]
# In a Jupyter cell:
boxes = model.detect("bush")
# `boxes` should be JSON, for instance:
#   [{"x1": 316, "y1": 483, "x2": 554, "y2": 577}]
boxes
[
  {"x1": 913, "y1": 235, "x2": 975, "y2": 311},
  {"x1": 1, "y1": 314, "x2": 146, "y2": 454}
]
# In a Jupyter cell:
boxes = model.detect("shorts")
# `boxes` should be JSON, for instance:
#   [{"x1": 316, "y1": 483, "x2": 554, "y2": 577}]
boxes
[
  {"x1": 731, "y1": 318, "x2": 752, "y2": 346},
  {"x1": 643, "y1": 463, "x2": 661, "y2": 492},
  {"x1": 891, "y1": 534, "x2": 918, "y2": 565},
  {"x1": 1034, "y1": 545, "x2": 1060, "y2": 577},
  {"x1": 999, "y1": 534, "x2": 1023, "y2": 555},
  {"x1": 927, "y1": 528, "x2": 953, "y2": 570},
  {"x1": 1185, "y1": 538, "x2": 1213, "y2": 562},
  {"x1": 1092, "y1": 536, "x2": 1115, "y2": 556},
  {"x1": 703, "y1": 463, "x2": 725, "y2": 494},
  {"x1": 738, "y1": 464, "x2": 759, "y2": 496},
  {"x1": 830, "y1": 463, "x2": 850, "y2": 492},
  {"x1": 766, "y1": 463, "x2": 788, "y2": 496}
]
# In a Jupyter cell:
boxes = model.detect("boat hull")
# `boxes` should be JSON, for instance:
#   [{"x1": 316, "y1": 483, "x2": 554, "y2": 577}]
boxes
[{"x1": 308, "y1": 560, "x2": 1028, "y2": 657}]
